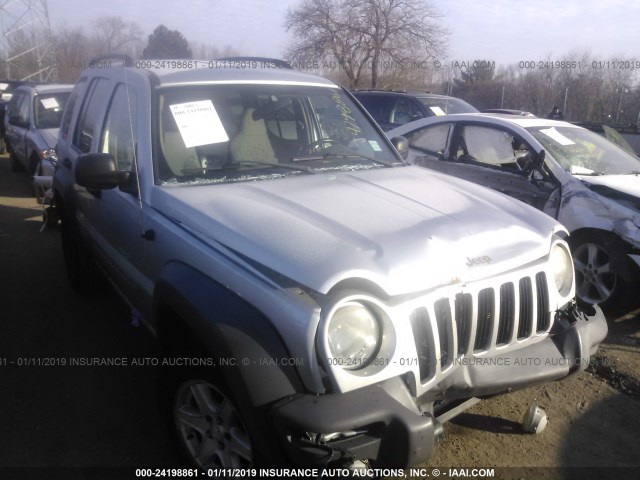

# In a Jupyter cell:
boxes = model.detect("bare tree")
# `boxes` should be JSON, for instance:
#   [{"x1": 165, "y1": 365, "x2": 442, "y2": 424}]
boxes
[
  {"x1": 54, "y1": 26, "x2": 89, "y2": 82},
  {"x1": 90, "y1": 16, "x2": 143, "y2": 59},
  {"x1": 285, "y1": 0, "x2": 448, "y2": 88}
]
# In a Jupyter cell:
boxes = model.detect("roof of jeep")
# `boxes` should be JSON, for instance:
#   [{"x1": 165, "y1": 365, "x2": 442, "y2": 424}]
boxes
[
  {"x1": 15, "y1": 83, "x2": 74, "y2": 95},
  {"x1": 352, "y1": 90, "x2": 455, "y2": 99},
  {"x1": 147, "y1": 64, "x2": 339, "y2": 88}
]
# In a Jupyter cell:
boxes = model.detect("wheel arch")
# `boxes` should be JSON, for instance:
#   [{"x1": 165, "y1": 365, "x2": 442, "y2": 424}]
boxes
[{"x1": 154, "y1": 261, "x2": 305, "y2": 409}]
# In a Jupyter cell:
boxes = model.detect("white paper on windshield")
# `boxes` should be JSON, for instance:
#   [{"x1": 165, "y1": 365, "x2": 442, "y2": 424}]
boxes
[
  {"x1": 169, "y1": 100, "x2": 229, "y2": 148},
  {"x1": 570, "y1": 165, "x2": 595, "y2": 175},
  {"x1": 0, "y1": 83, "x2": 9, "y2": 90},
  {"x1": 40, "y1": 97, "x2": 60, "y2": 109},
  {"x1": 429, "y1": 106, "x2": 446, "y2": 116},
  {"x1": 540, "y1": 127, "x2": 575, "y2": 146},
  {"x1": 368, "y1": 140, "x2": 382, "y2": 152}
]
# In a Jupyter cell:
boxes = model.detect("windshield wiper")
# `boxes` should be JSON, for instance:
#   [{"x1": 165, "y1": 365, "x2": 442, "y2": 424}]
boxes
[
  {"x1": 181, "y1": 160, "x2": 315, "y2": 175},
  {"x1": 291, "y1": 152, "x2": 398, "y2": 167},
  {"x1": 622, "y1": 170, "x2": 640, "y2": 175}
]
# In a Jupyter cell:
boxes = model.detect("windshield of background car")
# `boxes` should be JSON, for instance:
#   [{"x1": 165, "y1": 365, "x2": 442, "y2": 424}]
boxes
[
  {"x1": 417, "y1": 96, "x2": 478, "y2": 115},
  {"x1": 527, "y1": 125, "x2": 640, "y2": 175},
  {"x1": 33, "y1": 92, "x2": 70, "y2": 129},
  {"x1": 156, "y1": 84, "x2": 401, "y2": 184}
]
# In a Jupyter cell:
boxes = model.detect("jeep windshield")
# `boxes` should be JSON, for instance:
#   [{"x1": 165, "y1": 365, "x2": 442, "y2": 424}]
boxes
[
  {"x1": 157, "y1": 85, "x2": 402, "y2": 184},
  {"x1": 527, "y1": 125, "x2": 640, "y2": 176}
]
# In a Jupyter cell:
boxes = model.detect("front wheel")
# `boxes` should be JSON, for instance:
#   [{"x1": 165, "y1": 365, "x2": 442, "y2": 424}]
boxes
[
  {"x1": 570, "y1": 233, "x2": 636, "y2": 310},
  {"x1": 172, "y1": 378, "x2": 253, "y2": 469}
]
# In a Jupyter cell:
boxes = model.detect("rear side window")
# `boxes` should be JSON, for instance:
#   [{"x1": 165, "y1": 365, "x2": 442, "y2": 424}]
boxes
[
  {"x1": 60, "y1": 78, "x2": 87, "y2": 142},
  {"x1": 356, "y1": 95, "x2": 395, "y2": 125},
  {"x1": 73, "y1": 78, "x2": 111, "y2": 153}
]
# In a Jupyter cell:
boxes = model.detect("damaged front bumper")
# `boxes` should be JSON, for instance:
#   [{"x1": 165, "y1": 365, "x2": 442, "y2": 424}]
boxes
[{"x1": 271, "y1": 304, "x2": 607, "y2": 468}]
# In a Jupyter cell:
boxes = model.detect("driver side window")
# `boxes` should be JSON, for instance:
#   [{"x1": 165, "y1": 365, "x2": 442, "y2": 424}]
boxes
[{"x1": 100, "y1": 84, "x2": 137, "y2": 173}]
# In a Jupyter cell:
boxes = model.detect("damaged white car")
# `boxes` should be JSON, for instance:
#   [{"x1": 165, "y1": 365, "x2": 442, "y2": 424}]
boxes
[{"x1": 388, "y1": 114, "x2": 640, "y2": 308}]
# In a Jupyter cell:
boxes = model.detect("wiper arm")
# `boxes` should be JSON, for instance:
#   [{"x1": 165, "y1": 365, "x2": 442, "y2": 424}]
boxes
[
  {"x1": 181, "y1": 160, "x2": 314, "y2": 175},
  {"x1": 291, "y1": 152, "x2": 399, "y2": 167}
]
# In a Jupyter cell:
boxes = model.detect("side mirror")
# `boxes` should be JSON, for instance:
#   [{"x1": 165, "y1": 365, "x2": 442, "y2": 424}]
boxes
[
  {"x1": 76, "y1": 153, "x2": 130, "y2": 190},
  {"x1": 390, "y1": 136, "x2": 409, "y2": 160}
]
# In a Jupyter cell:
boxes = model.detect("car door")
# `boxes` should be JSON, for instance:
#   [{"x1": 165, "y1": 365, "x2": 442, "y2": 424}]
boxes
[
  {"x1": 69, "y1": 78, "x2": 146, "y2": 308},
  {"x1": 406, "y1": 122, "x2": 559, "y2": 214}
]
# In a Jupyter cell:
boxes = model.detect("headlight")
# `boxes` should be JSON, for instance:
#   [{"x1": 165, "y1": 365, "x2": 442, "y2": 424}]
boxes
[
  {"x1": 39, "y1": 149, "x2": 57, "y2": 162},
  {"x1": 327, "y1": 302, "x2": 381, "y2": 370},
  {"x1": 550, "y1": 243, "x2": 573, "y2": 296}
]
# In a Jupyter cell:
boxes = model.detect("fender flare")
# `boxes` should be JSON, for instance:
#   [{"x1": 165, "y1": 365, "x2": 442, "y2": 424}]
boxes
[{"x1": 154, "y1": 261, "x2": 305, "y2": 409}]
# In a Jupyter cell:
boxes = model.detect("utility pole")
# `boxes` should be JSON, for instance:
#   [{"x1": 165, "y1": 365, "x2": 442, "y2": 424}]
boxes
[{"x1": 0, "y1": 0, "x2": 58, "y2": 82}]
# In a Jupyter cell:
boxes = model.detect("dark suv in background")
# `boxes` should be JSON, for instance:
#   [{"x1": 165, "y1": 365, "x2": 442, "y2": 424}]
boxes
[{"x1": 352, "y1": 90, "x2": 478, "y2": 131}]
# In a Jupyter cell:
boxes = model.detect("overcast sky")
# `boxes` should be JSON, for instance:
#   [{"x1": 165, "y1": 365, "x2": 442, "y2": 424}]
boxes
[{"x1": 46, "y1": 0, "x2": 639, "y2": 66}]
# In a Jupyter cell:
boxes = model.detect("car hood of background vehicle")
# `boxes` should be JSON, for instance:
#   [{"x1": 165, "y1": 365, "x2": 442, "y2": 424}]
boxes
[
  {"x1": 577, "y1": 174, "x2": 640, "y2": 199},
  {"x1": 35, "y1": 128, "x2": 59, "y2": 148},
  {"x1": 153, "y1": 166, "x2": 558, "y2": 296}
]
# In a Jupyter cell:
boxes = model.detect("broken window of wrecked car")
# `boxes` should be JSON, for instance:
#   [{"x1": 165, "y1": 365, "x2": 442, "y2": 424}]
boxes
[{"x1": 528, "y1": 126, "x2": 640, "y2": 176}]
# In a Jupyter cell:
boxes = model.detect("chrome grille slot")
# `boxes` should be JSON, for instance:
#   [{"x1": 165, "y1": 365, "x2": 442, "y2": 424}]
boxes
[
  {"x1": 474, "y1": 288, "x2": 494, "y2": 351},
  {"x1": 410, "y1": 307, "x2": 436, "y2": 381},
  {"x1": 454, "y1": 293, "x2": 472, "y2": 356},
  {"x1": 434, "y1": 298, "x2": 453, "y2": 369},
  {"x1": 518, "y1": 277, "x2": 534, "y2": 339},
  {"x1": 497, "y1": 282, "x2": 515, "y2": 345},
  {"x1": 535, "y1": 272, "x2": 550, "y2": 332}
]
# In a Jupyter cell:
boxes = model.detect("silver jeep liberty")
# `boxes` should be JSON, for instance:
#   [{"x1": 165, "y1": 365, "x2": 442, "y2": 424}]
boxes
[{"x1": 52, "y1": 56, "x2": 607, "y2": 470}]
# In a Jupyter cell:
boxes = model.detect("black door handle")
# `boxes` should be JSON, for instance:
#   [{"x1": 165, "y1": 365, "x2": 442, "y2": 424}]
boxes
[{"x1": 61, "y1": 158, "x2": 72, "y2": 169}]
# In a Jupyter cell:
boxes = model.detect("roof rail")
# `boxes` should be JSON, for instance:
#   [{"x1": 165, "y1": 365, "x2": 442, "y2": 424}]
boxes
[
  {"x1": 216, "y1": 56, "x2": 292, "y2": 69},
  {"x1": 89, "y1": 54, "x2": 134, "y2": 67}
]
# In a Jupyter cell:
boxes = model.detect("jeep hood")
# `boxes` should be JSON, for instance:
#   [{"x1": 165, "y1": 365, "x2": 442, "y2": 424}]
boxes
[{"x1": 153, "y1": 166, "x2": 559, "y2": 295}]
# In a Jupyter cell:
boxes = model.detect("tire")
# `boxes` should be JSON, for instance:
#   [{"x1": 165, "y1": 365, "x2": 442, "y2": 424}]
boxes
[
  {"x1": 160, "y1": 341, "x2": 287, "y2": 471},
  {"x1": 570, "y1": 232, "x2": 636, "y2": 311},
  {"x1": 33, "y1": 160, "x2": 45, "y2": 202},
  {"x1": 9, "y1": 149, "x2": 25, "y2": 172},
  {"x1": 169, "y1": 374, "x2": 254, "y2": 469},
  {"x1": 29, "y1": 155, "x2": 39, "y2": 176},
  {"x1": 59, "y1": 205, "x2": 103, "y2": 295}
]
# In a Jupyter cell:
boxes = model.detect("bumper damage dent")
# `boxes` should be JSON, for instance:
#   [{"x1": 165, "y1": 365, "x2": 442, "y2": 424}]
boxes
[
  {"x1": 271, "y1": 304, "x2": 607, "y2": 468},
  {"x1": 433, "y1": 304, "x2": 608, "y2": 399},
  {"x1": 271, "y1": 376, "x2": 437, "y2": 468}
]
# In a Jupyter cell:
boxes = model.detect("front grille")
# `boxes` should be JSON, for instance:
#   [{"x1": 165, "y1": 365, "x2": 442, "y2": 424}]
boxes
[
  {"x1": 517, "y1": 277, "x2": 533, "y2": 339},
  {"x1": 409, "y1": 272, "x2": 550, "y2": 383}
]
